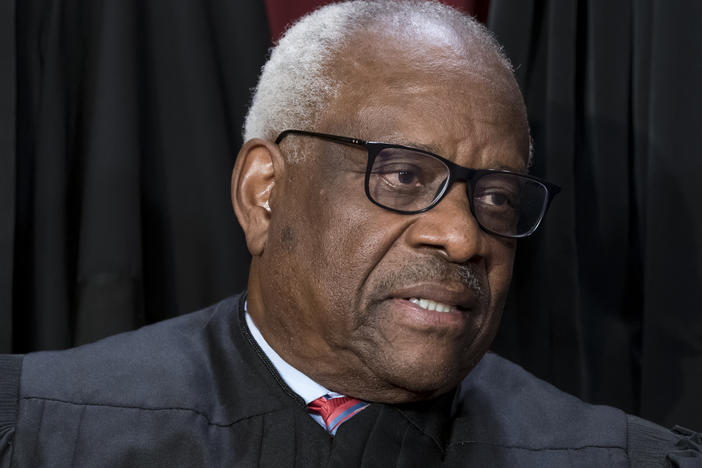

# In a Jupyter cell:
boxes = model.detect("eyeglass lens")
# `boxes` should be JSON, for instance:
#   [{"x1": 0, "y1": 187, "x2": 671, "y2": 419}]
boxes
[{"x1": 367, "y1": 147, "x2": 548, "y2": 237}]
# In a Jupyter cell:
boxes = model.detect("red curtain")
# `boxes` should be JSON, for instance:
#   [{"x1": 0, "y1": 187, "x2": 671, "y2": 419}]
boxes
[{"x1": 264, "y1": 0, "x2": 490, "y2": 42}]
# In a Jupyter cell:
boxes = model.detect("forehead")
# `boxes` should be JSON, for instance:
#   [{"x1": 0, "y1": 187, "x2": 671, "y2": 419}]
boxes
[{"x1": 318, "y1": 35, "x2": 530, "y2": 171}]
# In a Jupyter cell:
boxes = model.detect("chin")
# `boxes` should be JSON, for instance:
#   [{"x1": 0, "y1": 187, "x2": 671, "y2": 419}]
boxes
[{"x1": 370, "y1": 354, "x2": 479, "y2": 403}]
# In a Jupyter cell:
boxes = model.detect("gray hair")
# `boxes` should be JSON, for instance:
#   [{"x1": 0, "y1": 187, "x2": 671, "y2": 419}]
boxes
[{"x1": 243, "y1": 0, "x2": 517, "y2": 159}]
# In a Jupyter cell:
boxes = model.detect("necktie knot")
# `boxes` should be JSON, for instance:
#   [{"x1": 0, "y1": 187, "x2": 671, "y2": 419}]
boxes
[{"x1": 308, "y1": 395, "x2": 369, "y2": 435}]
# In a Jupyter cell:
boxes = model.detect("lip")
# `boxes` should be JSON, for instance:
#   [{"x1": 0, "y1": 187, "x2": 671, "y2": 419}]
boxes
[
  {"x1": 380, "y1": 283, "x2": 482, "y2": 331},
  {"x1": 385, "y1": 283, "x2": 481, "y2": 311}
]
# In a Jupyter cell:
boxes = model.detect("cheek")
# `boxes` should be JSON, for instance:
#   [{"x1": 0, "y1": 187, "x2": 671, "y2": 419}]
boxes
[
  {"x1": 304, "y1": 200, "x2": 404, "y2": 322},
  {"x1": 485, "y1": 238, "x2": 516, "y2": 305},
  {"x1": 273, "y1": 182, "x2": 357, "y2": 293},
  {"x1": 275, "y1": 164, "x2": 406, "y2": 330},
  {"x1": 310, "y1": 203, "x2": 386, "y2": 300},
  {"x1": 297, "y1": 172, "x2": 373, "y2": 273}
]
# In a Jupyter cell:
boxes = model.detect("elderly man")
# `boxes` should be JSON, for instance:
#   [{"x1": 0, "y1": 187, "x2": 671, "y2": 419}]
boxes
[{"x1": 1, "y1": 1, "x2": 699, "y2": 466}]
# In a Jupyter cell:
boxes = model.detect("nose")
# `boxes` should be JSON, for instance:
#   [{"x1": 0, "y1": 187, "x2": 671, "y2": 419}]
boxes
[{"x1": 404, "y1": 184, "x2": 488, "y2": 264}]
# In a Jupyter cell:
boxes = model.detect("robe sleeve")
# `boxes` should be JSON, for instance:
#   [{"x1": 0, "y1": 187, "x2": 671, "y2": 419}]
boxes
[
  {"x1": 628, "y1": 414, "x2": 702, "y2": 467},
  {"x1": 0, "y1": 355, "x2": 22, "y2": 468}
]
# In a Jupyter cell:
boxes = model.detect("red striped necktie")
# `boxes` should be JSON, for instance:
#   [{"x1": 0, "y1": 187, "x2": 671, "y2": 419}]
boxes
[{"x1": 308, "y1": 394, "x2": 369, "y2": 436}]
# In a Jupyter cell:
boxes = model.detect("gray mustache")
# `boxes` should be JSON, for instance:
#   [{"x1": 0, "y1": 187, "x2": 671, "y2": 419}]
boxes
[{"x1": 376, "y1": 258, "x2": 485, "y2": 297}]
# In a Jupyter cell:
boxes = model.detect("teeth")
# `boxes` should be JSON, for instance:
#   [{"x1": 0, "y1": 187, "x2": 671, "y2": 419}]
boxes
[{"x1": 409, "y1": 298, "x2": 453, "y2": 313}]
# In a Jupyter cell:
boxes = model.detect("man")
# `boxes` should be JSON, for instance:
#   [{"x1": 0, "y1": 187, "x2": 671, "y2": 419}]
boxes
[{"x1": 1, "y1": 1, "x2": 699, "y2": 466}]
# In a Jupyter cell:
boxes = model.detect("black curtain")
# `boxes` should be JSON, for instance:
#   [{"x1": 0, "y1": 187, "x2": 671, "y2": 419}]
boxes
[
  {"x1": 0, "y1": 0, "x2": 15, "y2": 353},
  {"x1": 2, "y1": 0, "x2": 270, "y2": 353},
  {"x1": 489, "y1": 0, "x2": 702, "y2": 429}
]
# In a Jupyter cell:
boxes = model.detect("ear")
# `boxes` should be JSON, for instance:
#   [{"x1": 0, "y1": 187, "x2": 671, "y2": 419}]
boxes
[{"x1": 231, "y1": 138, "x2": 281, "y2": 256}]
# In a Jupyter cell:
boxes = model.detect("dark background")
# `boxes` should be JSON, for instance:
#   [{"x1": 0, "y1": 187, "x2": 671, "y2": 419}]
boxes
[{"x1": 1, "y1": 0, "x2": 700, "y2": 430}]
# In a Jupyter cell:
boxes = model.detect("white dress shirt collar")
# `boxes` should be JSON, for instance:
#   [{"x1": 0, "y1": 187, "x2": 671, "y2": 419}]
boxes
[{"x1": 245, "y1": 310, "x2": 342, "y2": 405}]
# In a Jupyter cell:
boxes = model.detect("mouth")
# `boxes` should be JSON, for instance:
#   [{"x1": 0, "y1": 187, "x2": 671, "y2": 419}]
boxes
[
  {"x1": 377, "y1": 283, "x2": 482, "y2": 331},
  {"x1": 386, "y1": 283, "x2": 479, "y2": 312},
  {"x1": 406, "y1": 297, "x2": 466, "y2": 313},
  {"x1": 383, "y1": 297, "x2": 471, "y2": 332}
]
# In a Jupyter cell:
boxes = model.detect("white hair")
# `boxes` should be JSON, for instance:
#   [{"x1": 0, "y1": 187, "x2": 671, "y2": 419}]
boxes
[{"x1": 243, "y1": 0, "x2": 515, "y2": 158}]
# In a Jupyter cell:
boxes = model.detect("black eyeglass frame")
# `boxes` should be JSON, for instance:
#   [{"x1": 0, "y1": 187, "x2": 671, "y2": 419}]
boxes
[{"x1": 275, "y1": 129, "x2": 561, "y2": 239}]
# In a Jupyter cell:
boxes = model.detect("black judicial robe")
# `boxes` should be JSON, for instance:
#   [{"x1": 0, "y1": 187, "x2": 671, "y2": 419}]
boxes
[{"x1": 1, "y1": 293, "x2": 700, "y2": 467}]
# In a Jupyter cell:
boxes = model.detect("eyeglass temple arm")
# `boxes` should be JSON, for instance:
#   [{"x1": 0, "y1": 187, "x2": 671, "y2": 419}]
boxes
[{"x1": 275, "y1": 129, "x2": 368, "y2": 147}]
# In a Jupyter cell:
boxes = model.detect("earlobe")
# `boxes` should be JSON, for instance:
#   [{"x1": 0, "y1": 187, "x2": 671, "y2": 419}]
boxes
[{"x1": 231, "y1": 139, "x2": 279, "y2": 256}]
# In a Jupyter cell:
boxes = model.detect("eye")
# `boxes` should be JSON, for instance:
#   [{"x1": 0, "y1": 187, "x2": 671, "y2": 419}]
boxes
[
  {"x1": 368, "y1": 148, "x2": 449, "y2": 210},
  {"x1": 371, "y1": 160, "x2": 430, "y2": 193},
  {"x1": 480, "y1": 191, "x2": 513, "y2": 206},
  {"x1": 376, "y1": 165, "x2": 424, "y2": 188},
  {"x1": 474, "y1": 186, "x2": 520, "y2": 210},
  {"x1": 397, "y1": 170, "x2": 416, "y2": 185}
]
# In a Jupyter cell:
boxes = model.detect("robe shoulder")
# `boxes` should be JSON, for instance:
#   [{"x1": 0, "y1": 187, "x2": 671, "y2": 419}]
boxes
[
  {"x1": 9, "y1": 293, "x2": 283, "y2": 425},
  {"x1": 0, "y1": 293, "x2": 305, "y2": 467},
  {"x1": 450, "y1": 352, "x2": 701, "y2": 466}
]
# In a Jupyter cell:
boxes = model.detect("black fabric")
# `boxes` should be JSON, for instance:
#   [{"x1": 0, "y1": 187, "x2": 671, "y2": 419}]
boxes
[
  {"x1": 0, "y1": 355, "x2": 21, "y2": 468},
  {"x1": 488, "y1": 0, "x2": 702, "y2": 430},
  {"x1": 628, "y1": 415, "x2": 702, "y2": 468},
  {"x1": 1, "y1": 293, "x2": 699, "y2": 466},
  {"x1": 7, "y1": 0, "x2": 270, "y2": 353}
]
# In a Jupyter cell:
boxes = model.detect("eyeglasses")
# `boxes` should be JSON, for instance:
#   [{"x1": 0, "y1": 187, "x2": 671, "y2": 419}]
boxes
[{"x1": 275, "y1": 129, "x2": 561, "y2": 239}]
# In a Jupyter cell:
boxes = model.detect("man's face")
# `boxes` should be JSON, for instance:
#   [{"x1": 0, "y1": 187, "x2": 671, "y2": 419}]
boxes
[{"x1": 250, "y1": 39, "x2": 530, "y2": 403}]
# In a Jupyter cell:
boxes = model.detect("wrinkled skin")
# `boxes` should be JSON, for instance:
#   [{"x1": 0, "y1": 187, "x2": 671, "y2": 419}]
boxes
[{"x1": 237, "y1": 32, "x2": 530, "y2": 403}]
